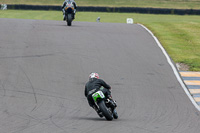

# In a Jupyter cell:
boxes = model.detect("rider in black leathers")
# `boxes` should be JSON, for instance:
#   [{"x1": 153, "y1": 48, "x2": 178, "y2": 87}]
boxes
[
  {"x1": 62, "y1": 0, "x2": 77, "y2": 20},
  {"x1": 85, "y1": 73, "x2": 116, "y2": 117}
]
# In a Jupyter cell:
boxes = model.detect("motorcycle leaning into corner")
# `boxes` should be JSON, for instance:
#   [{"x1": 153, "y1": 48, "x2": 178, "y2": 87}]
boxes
[
  {"x1": 92, "y1": 87, "x2": 118, "y2": 121},
  {"x1": 62, "y1": 1, "x2": 76, "y2": 26}
]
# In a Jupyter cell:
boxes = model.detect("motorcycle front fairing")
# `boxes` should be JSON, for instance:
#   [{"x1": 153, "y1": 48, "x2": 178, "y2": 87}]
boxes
[{"x1": 65, "y1": 2, "x2": 74, "y2": 14}]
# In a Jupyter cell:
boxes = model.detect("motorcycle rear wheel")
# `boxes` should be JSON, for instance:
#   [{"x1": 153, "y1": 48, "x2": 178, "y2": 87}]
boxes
[{"x1": 98, "y1": 100, "x2": 113, "y2": 121}]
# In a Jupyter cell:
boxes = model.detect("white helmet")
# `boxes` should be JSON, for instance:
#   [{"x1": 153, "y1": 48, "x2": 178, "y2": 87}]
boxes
[{"x1": 89, "y1": 73, "x2": 99, "y2": 79}]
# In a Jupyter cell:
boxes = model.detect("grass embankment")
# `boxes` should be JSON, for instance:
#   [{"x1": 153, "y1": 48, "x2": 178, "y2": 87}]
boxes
[
  {"x1": 0, "y1": 10, "x2": 200, "y2": 71},
  {"x1": 1, "y1": 0, "x2": 200, "y2": 9}
]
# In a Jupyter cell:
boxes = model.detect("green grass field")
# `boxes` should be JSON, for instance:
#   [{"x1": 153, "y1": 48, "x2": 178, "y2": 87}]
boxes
[
  {"x1": 1, "y1": 10, "x2": 200, "y2": 71},
  {"x1": 1, "y1": 0, "x2": 200, "y2": 9}
]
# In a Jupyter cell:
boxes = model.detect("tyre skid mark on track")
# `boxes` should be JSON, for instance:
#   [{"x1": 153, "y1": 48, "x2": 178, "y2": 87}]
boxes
[
  {"x1": 0, "y1": 54, "x2": 54, "y2": 59},
  {"x1": 50, "y1": 116, "x2": 68, "y2": 132},
  {"x1": 0, "y1": 80, "x2": 6, "y2": 97},
  {"x1": 47, "y1": 103, "x2": 68, "y2": 132},
  {"x1": 133, "y1": 125, "x2": 162, "y2": 133},
  {"x1": 0, "y1": 92, "x2": 22, "y2": 99},
  {"x1": 0, "y1": 111, "x2": 32, "y2": 133},
  {"x1": 83, "y1": 123, "x2": 110, "y2": 133},
  {"x1": 24, "y1": 104, "x2": 67, "y2": 132},
  {"x1": 1, "y1": 88, "x2": 73, "y2": 101},
  {"x1": 20, "y1": 66, "x2": 38, "y2": 105},
  {"x1": 27, "y1": 102, "x2": 67, "y2": 132},
  {"x1": 52, "y1": 103, "x2": 89, "y2": 132},
  {"x1": 11, "y1": 119, "x2": 31, "y2": 133}
]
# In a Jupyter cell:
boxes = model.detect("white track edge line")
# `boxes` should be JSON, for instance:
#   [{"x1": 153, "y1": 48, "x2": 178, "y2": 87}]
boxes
[{"x1": 138, "y1": 24, "x2": 200, "y2": 111}]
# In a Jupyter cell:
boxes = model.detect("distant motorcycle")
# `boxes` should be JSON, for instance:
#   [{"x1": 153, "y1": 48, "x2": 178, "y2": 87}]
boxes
[
  {"x1": 64, "y1": 1, "x2": 75, "y2": 26},
  {"x1": 92, "y1": 90, "x2": 118, "y2": 121}
]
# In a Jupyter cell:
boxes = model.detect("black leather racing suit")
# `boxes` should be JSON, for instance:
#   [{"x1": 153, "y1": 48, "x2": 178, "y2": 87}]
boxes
[
  {"x1": 62, "y1": 0, "x2": 77, "y2": 20},
  {"x1": 62, "y1": 0, "x2": 77, "y2": 9},
  {"x1": 85, "y1": 78, "x2": 111, "y2": 107}
]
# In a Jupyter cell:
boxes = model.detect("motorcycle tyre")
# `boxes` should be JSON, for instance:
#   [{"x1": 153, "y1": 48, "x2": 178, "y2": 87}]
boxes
[
  {"x1": 113, "y1": 109, "x2": 118, "y2": 119},
  {"x1": 67, "y1": 14, "x2": 72, "y2": 26},
  {"x1": 98, "y1": 100, "x2": 113, "y2": 121}
]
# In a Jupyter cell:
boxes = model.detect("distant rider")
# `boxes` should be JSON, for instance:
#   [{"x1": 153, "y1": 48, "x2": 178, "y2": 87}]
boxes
[
  {"x1": 85, "y1": 73, "x2": 117, "y2": 117},
  {"x1": 62, "y1": 0, "x2": 77, "y2": 20}
]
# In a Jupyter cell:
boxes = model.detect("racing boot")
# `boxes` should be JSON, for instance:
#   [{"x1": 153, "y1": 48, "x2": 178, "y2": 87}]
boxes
[
  {"x1": 62, "y1": 9, "x2": 66, "y2": 21},
  {"x1": 107, "y1": 95, "x2": 117, "y2": 108},
  {"x1": 92, "y1": 105, "x2": 103, "y2": 118},
  {"x1": 63, "y1": 15, "x2": 66, "y2": 21},
  {"x1": 73, "y1": 9, "x2": 76, "y2": 19}
]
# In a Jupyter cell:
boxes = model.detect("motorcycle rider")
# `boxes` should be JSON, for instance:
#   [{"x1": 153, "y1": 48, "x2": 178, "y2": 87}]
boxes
[
  {"x1": 62, "y1": 0, "x2": 77, "y2": 20},
  {"x1": 85, "y1": 73, "x2": 117, "y2": 117}
]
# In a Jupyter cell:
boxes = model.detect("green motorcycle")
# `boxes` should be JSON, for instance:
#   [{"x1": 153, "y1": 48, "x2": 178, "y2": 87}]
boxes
[{"x1": 92, "y1": 89, "x2": 118, "y2": 121}]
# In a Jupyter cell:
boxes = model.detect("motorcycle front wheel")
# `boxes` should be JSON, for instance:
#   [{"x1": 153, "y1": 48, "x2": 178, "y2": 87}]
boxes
[
  {"x1": 67, "y1": 14, "x2": 72, "y2": 26},
  {"x1": 113, "y1": 109, "x2": 118, "y2": 119}
]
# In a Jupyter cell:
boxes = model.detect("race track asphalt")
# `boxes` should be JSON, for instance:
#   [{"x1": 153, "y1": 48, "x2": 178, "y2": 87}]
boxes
[{"x1": 0, "y1": 18, "x2": 200, "y2": 133}]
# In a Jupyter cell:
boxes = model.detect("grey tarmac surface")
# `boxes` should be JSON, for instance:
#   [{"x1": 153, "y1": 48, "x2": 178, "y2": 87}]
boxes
[{"x1": 0, "y1": 18, "x2": 200, "y2": 133}]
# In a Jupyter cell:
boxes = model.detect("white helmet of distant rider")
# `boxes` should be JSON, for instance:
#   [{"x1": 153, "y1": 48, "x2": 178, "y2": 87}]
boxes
[{"x1": 89, "y1": 73, "x2": 99, "y2": 79}]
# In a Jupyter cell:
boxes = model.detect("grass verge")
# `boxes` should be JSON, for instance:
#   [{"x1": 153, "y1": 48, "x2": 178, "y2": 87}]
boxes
[{"x1": 1, "y1": 10, "x2": 200, "y2": 71}]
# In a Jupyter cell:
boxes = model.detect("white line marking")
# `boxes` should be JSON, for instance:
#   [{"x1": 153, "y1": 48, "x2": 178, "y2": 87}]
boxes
[{"x1": 138, "y1": 24, "x2": 200, "y2": 111}]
